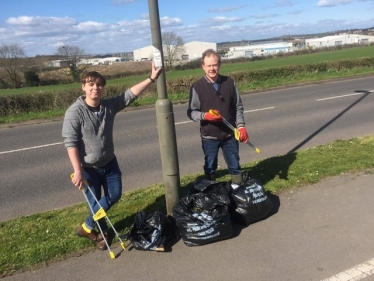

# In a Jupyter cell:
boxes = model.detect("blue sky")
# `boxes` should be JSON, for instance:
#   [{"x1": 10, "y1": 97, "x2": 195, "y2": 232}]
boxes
[{"x1": 1, "y1": 0, "x2": 373, "y2": 57}]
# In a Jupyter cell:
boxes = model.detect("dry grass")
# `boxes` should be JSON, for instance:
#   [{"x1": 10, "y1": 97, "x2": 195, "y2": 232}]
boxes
[
  {"x1": 37, "y1": 61, "x2": 152, "y2": 83},
  {"x1": 87, "y1": 61, "x2": 152, "y2": 75}
]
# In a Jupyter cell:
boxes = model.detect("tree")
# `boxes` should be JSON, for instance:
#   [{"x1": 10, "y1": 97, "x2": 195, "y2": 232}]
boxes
[
  {"x1": 24, "y1": 70, "x2": 40, "y2": 87},
  {"x1": 0, "y1": 44, "x2": 25, "y2": 88},
  {"x1": 162, "y1": 32, "x2": 185, "y2": 70},
  {"x1": 56, "y1": 45, "x2": 88, "y2": 82}
]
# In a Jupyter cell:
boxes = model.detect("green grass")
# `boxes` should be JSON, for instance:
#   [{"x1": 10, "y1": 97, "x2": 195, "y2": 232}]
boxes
[
  {"x1": 2, "y1": 45, "x2": 374, "y2": 96},
  {"x1": 1, "y1": 66, "x2": 373, "y2": 126},
  {"x1": 228, "y1": 45, "x2": 374, "y2": 71},
  {"x1": 158, "y1": 45, "x2": 374, "y2": 79},
  {"x1": 1, "y1": 46, "x2": 374, "y2": 275},
  {"x1": 1, "y1": 135, "x2": 374, "y2": 276},
  {"x1": 1, "y1": 45, "x2": 374, "y2": 126}
]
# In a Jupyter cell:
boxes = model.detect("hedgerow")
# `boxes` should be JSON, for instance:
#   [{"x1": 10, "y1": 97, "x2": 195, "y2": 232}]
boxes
[{"x1": 0, "y1": 57, "x2": 373, "y2": 117}]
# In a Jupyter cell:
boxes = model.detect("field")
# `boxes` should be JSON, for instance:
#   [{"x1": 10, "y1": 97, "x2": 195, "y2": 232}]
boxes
[
  {"x1": 1, "y1": 45, "x2": 374, "y2": 96},
  {"x1": 1, "y1": 45, "x2": 374, "y2": 276},
  {"x1": 1, "y1": 45, "x2": 374, "y2": 125}
]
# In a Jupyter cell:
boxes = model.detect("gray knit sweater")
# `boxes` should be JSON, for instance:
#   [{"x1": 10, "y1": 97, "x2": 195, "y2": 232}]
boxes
[{"x1": 62, "y1": 89, "x2": 137, "y2": 168}]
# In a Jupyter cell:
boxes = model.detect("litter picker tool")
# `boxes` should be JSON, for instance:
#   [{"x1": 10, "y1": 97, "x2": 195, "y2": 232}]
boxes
[
  {"x1": 209, "y1": 109, "x2": 261, "y2": 154},
  {"x1": 70, "y1": 173, "x2": 126, "y2": 259}
]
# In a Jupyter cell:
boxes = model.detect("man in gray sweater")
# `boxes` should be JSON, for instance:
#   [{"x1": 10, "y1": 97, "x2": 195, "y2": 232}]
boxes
[{"x1": 62, "y1": 62, "x2": 161, "y2": 250}]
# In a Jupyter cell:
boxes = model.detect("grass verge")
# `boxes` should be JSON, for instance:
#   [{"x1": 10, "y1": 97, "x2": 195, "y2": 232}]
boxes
[
  {"x1": 1, "y1": 68, "x2": 374, "y2": 126},
  {"x1": 1, "y1": 45, "x2": 374, "y2": 125},
  {"x1": 1, "y1": 135, "x2": 374, "y2": 277}
]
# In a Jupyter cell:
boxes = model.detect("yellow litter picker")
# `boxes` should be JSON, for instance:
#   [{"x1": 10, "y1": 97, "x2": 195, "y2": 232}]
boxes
[
  {"x1": 209, "y1": 109, "x2": 261, "y2": 154},
  {"x1": 70, "y1": 173, "x2": 126, "y2": 259}
]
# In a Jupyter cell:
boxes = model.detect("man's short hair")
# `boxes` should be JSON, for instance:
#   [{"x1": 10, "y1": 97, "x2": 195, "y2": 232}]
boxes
[
  {"x1": 201, "y1": 49, "x2": 221, "y2": 65},
  {"x1": 81, "y1": 71, "x2": 106, "y2": 86}
]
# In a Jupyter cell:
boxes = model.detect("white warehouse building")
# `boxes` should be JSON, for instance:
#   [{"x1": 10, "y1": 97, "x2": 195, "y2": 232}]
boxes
[
  {"x1": 133, "y1": 46, "x2": 154, "y2": 61},
  {"x1": 78, "y1": 57, "x2": 123, "y2": 65},
  {"x1": 133, "y1": 41, "x2": 217, "y2": 62},
  {"x1": 182, "y1": 41, "x2": 217, "y2": 61},
  {"x1": 305, "y1": 34, "x2": 374, "y2": 49},
  {"x1": 226, "y1": 41, "x2": 293, "y2": 59}
]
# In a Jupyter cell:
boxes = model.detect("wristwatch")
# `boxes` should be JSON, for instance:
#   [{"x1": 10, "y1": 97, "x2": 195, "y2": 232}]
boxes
[{"x1": 148, "y1": 77, "x2": 155, "y2": 83}]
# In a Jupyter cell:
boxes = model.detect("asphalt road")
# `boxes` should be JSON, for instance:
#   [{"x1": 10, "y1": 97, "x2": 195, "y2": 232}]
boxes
[{"x1": 1, "y1": 76, "x2": 373, "y2": 221}]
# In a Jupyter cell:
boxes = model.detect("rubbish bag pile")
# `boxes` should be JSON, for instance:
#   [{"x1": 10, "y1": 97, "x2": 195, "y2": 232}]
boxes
[
  {"x1": 229, "y1": 178, "x2": 274, "y2": 226},
  {"x1": 127, "y1": 210, "x2": 173, "y2": 251},
  {"x1": 128, "y1": 175, "x2": 273, "y2": 250},
  {"x1": 172, "y1": 180, "x2": 233, "y2": 246}
]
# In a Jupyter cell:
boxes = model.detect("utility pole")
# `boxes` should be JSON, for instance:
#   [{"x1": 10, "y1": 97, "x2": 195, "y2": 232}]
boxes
[{"x1": 148, "y1": 0, "x2": 180, "y2": 215}]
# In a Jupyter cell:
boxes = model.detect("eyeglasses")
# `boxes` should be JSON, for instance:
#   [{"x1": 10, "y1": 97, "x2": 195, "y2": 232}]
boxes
[{"x1": 216, "y1": 91, "x2": 226, "y2": 102}]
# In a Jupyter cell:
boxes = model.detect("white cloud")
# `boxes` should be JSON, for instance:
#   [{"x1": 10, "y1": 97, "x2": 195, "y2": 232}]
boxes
[
  {"x1": 160, "y1": 16, "x2": 184, "y2": 27},
  {"x1": 73, "y1": 21, "x2": 108, "y2": 33},
  {"x1": 253, "y1": 14, "x2": 280, "y2": 19},
  {"x1": 202, "y1": 16, "x2": 245, "y2": 24},
  {"x1": 6, "y1": 16, "x2": 76, "y2": 27},
  {"x1": 317, "y1": 0, "x2": 352, "y2": 7},
  {"x1": 210, "y1": 25, "x2": 232, "y2": 31},
  {"x1": 1, "y1": 1, "x2": 373, "y2": 57},
  {"x1": 208, "y1": 5, "x2": 248, "y2": 13},
  {"x1": 2, "y1": 16, "x2": 80, "y2": 40},
  {"x1": 263, "y1": 0, "x2": 294, "y2": 9}
]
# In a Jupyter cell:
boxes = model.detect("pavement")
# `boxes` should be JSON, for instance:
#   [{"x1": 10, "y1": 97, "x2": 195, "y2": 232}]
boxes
[{"x1": 4, "y1": 170, "x2": 374, "y2": 281}]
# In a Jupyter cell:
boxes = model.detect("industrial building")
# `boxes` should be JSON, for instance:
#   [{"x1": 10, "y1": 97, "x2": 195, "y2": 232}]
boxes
[
  {"x1": 225, "y1": 41, "x2": 293, "y2": 59},
  {"x1": 223, "y1": 33, "x2": 374, "y2": 59},
  {"x1": 305, "y1": 33, "x2": 374, "y2": 49},
  {"x1": 44, "y1": 57, "x2": 124, "y2": 67},
  {"x1": 182, "y1": 41, "x2": 217, "y2": 60},
  {"x1": 133, "y1": 41, "x2": 217, "y2": 62},
  {"x1": 43, "y1": 60, "x2": 69, "y2": 68},
  {"x1": 78, "y1": 57, "x2": 123, "y2": 65}
]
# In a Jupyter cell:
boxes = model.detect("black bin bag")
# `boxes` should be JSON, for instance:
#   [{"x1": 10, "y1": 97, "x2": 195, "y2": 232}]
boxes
[
  {"x1": 229, "y1": 178, "x2": 273, "y2": 226},
  {"x1": 172, "y1": 180, "x2": 233, "y2": 246},
  {"x1": 128, "y1": 210, "x2": 173, "y2": 251}
]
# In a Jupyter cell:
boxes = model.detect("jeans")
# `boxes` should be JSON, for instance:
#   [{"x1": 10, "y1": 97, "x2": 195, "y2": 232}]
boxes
[
  {"x1": 82, "y1": 157, "x2": 122, "y2": 231},
  {"x1": 202, "y1": 136, "x2": 241, "y2": 177}
]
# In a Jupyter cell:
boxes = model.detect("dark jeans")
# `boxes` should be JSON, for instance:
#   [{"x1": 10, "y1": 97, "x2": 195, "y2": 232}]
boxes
[
  {"x1": 202, "y1": 136, "x2": 241, "y2": 177},
  {"x1": 82, "y1": 157, "x2": 122, "y2": 231}
]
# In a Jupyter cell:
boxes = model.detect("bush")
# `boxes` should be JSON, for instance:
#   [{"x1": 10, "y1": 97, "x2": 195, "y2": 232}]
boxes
[
  {"x1": 24, "y1": 71, "x2": 41, "y2": 87},
  {"x1": 0, "y1": 79, "x2": 9, "y2": 89},
  {"x1": 1, "y1": 57, "x2": 373, "y2": 118}
]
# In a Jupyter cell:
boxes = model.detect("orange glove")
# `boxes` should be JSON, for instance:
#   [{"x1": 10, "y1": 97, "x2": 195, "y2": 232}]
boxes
[
  {"x1": 204, "y1": 110, "x2": 222, "y2": 122},
  {"x1": 238, "y1": 127, "x2": 249, "y2": 143}
]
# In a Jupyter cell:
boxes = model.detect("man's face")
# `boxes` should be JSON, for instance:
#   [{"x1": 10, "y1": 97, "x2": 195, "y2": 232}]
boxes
[
  {"x1": 82, "y1": 80, "x2": 104, "y2": 102},
  {"x1": 202, "y1": 55, "x2": 220, "y2": 81}
]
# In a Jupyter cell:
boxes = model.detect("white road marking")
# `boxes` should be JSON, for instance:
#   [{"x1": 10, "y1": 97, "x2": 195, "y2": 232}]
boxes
[
  {"x1": 246, "y1": 106, "x2": 275, "y2": 113},
  {"x1": 0, "y1": 142, "x2": 63, "y2": 155},
  {"x1": 316, "y1": 92, "x2": 368, "y2": 101},
  {"x1": 2, "y1": 107, "x2": 275, "y2": 154},
  {"x1": 176, "y1": 120, "x2": 194, "y2": 125},
  {"x1": 321, "y1": 258, "x2": 374, "y2": 281}
]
